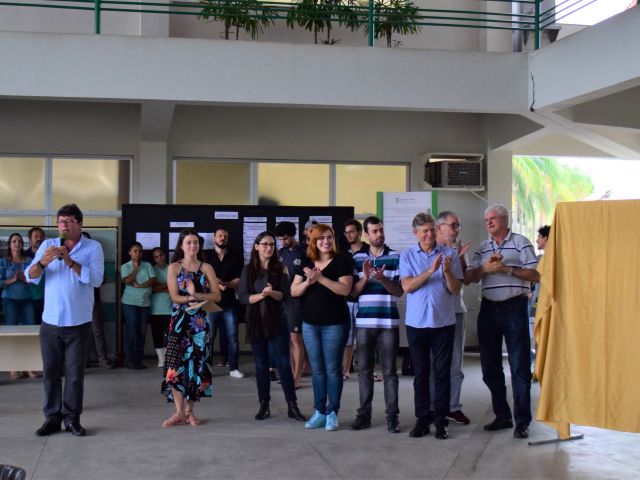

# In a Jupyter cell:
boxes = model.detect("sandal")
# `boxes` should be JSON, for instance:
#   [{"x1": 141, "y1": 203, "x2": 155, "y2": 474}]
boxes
[
  {"x1": 161, "y1": 413, "x2": 186, "y2": 428},
  {"x1": 185, "y1": 412, "x2": 201, "y2": 426}
]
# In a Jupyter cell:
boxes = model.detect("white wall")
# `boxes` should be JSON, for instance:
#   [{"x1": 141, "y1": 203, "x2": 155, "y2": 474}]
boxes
[{"x1": 0, "y1": 31, "x2": 528, "y2": 114}]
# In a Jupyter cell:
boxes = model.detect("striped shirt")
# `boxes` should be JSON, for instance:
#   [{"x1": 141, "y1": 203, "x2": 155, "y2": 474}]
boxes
[
  {"x1": 353, "y1": 244, "x2": 401, "y2": 329},
  {"x1": 468, "y1": 230, "x2": 537, "y2": 302}
]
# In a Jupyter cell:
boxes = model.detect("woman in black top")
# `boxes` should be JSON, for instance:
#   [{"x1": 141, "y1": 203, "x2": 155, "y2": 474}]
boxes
[
  {"x1": 291, "y1": 224, "x2": 353, "y2": 431},
  {"x1": 238, "y1": 232, "x2": 306, "y2": 422}
]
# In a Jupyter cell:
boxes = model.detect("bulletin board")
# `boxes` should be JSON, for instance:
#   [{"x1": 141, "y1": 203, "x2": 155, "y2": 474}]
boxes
[{"x1": 121, "y1": 204, "x2": 355, "y2": 264}]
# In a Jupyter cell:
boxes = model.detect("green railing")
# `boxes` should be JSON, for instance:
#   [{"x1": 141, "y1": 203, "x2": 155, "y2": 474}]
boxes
[{"x1": 0, "y1": 0, "x2": 610, "y2": 49}]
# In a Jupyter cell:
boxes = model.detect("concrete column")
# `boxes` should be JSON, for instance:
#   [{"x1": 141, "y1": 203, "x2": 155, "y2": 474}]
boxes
[
  {"x1": 486, "y1": 149, "x2": 513, "y2": 207},
  {"x1": 135, "y1": 141, "x2": 170, "y2": 204}
]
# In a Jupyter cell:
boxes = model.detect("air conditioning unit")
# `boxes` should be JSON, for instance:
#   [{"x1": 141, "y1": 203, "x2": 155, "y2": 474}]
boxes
[{"x1": 423, "y1": 153, "x2": 484, "y2": 188}]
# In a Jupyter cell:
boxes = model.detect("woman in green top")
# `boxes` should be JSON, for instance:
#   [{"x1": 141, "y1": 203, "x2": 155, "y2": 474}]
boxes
[
  {"x1": 121, "y1": 242, "x2": 155, "y2": 369},
  {"x1": 150, "y1": 247, "x2": 172, "y2": 367}
]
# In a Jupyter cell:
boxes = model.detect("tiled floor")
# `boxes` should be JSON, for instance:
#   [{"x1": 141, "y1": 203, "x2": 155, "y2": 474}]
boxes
[{"x1": 1, "y1": 357, "x2": 639, "y2": 479}]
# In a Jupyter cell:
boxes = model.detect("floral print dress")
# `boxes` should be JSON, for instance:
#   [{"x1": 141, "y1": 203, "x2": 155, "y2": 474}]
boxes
[{"x1": 161, "y1": 263, "x2": 212, "y2": 401}]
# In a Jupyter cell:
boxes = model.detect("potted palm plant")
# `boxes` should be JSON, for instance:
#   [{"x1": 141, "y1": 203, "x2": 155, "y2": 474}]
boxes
[
  {"x1": 364, "y1": 0, "x2": 421, "y2": 48},
  {"x1": 286, "y1": 0, "x2": 360, "y2": 45},
  {"x1": 199, "y1": 0, "x2": 275, "y2": 40}
]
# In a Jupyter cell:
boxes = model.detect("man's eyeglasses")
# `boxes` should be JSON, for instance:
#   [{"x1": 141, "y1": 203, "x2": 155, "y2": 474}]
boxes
[
  {"x1": 445, "y1": 223, "x2": 462, "y2": 230},
  {"x1": 258, "y1": 242, "x2": 275, "y2": 248},
  {"x1": 57, "y1": 220, "x2": 78, "y2": 226}
]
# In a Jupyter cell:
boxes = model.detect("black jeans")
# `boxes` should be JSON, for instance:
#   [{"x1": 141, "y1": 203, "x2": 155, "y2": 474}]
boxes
[
  {"x1": 150, "y1": 314, "x2": 170, "y2": 349},
  {"x1": 40, "y1": 322, "x2": 92, "y2": 424},
  {"x1": 478, "y1": 296, "x2": 532, "y2": 425},
  {"x1": 251, "y1": 322, "x2": 297, "y2": 404},
  {"x1": 406, "y1": 324, "x2": 455, "y2": 426},
  {"x1": 355, "y1": 327, "x2": 399, "y2": 418}
]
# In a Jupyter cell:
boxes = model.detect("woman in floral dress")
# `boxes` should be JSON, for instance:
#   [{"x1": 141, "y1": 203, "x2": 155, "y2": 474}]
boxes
[{"x1": 161, "y1": 228, "x2": 221, "y2": 427}]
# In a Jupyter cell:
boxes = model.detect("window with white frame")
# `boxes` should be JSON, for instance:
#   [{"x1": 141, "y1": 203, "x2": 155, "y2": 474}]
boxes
[
  {"x1": 0, "y1": 155, "x2": 130, "y2": 226},
  {"x1": 173, "y1": 158, "x2": 409, "y2": 218}
]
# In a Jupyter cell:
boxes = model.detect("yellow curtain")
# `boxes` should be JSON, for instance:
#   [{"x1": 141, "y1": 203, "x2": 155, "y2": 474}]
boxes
[{"x1": 534, "y1": 200, "x2": 640, "y2": 438}]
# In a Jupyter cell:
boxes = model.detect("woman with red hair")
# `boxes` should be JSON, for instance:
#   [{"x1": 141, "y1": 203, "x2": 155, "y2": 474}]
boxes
[{"x1": 291, "y1": 224, "x2": 354, "y2": 431}]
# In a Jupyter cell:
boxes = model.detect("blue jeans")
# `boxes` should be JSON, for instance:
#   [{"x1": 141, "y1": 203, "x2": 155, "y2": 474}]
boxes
[
  {"x1": 407, "y1": 324, "x2": 455, "y2": 425},
  {"x1": 208, "y1": 308, "x2": 239, "y2": 370},
  {"x1": 478, "y1": 296, "x2": 532, "y2": 425},
  {"x1": 3, "y1": 298, "x2": 35, "y2": 325},
  {"x1": 302, "y1": 322, "x2": 348, "y2": 415},
  {"x1": 355, "y1": 327, "x2": 399, "y2": 418},
  {"x1": 122, "y1": 304, "x2": 149, "y2": 366},
  {"x1": 251, "y1": 322, "x2": 296, "y2": 404}
]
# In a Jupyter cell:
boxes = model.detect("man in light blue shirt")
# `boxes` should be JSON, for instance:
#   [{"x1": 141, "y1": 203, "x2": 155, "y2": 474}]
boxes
[
  {"x1": 27, "y1": 204, "x2": 104, "y2": 437},
  {"x1": 400, "y1": 212, "x2": 462, "y2": 440}
]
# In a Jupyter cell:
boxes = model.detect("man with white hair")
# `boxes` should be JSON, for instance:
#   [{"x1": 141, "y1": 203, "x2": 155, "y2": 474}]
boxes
[{"x1": 464, "y1": 203, "x2": 539, "y2": 439}]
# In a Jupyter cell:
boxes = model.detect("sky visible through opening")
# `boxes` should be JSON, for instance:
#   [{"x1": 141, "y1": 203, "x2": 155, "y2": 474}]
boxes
[
  {"x1": 557, "y1": 157, "x2": 640, "y2": 200},
  {"x1": 558, "y1": 0, "x2": 633, "y2": 25}
]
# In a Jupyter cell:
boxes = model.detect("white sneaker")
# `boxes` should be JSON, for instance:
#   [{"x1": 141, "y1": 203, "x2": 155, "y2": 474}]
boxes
[{"x1": 229, "y1": 369, "x2": 245, "y2": 379}]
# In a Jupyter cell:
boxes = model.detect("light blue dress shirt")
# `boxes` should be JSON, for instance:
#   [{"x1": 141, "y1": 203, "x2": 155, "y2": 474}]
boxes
[
  {"x1": 26, "y1": 236, "x2": 104, "y2": 327},
  {"x1": 399, "y1": 244, "x2": 463, "y2": 329}
]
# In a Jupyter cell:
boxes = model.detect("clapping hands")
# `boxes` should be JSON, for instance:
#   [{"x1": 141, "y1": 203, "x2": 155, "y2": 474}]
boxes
[{"x1": 303, "y1": 266, "x2": 322, "y2": 284}]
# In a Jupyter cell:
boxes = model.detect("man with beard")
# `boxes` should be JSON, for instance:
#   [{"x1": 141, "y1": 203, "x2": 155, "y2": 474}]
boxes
[
  {"x1": 208, "y1": 228, "x2": 245, "y2": 378},
  {"x1": 342, "y1": 219, "x2": 367, "y2": 380},
  {"x1": 349, "y1": 216, "x2": 404, "y2": 433},
  {"x1": 275, "y1": 221, "x2": 307, "y2": 389}
]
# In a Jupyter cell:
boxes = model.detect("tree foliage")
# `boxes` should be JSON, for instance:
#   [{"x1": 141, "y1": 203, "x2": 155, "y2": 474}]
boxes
[
  {"x1": 363, "y1": 0, "x2": 421, "y2": 48},
  {"x1": 286, "y1": 0, "x2": 359, "y2": 45},
  {"x1": 512, "y1": 156, "x2": 593, "y2": 240},
  {"x1": 199, "y1": 0, "x2": 275, "y2": 40}
]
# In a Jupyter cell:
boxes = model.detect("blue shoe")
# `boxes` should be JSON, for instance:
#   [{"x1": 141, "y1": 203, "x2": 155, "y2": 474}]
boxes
[
  {"x1": 305, "y1": 410, "x2": 326, "y2": 429},
  {"x1": 325, "y1": 412, "x2": 339, "y2": 431}
]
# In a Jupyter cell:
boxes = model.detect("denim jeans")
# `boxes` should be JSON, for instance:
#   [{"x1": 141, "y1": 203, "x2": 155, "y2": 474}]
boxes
[
  {"x1": 208, "y1": 307, "x2": 238, "y2": 370},
  {"x1": 3, "y1": 298, "x2": 35, "y2": 325},
  {"x1": 406, "y1": 324, "x2": 455, "y2": 425},
  {"x1": 302, "y1": 322, "x2": 349, "y2": 415},
  {"x1": 478, "y1": 296, "x2": 532, "y2": 425},
  {"x1": 429, "y1": 312, "x2": 465, "y2": 411},
  {"x1": 251, "y1": 322, "x2": 296, "y2": 404},
  {"x1": 40, "y1": 322, "x2": 92, "y2": 423},
  {"x1": 122, "y1": 304, "x2": 149, "y2": 366},
  {"x1": 355, "y1": 327, "x2": 399, "y2": 418}
]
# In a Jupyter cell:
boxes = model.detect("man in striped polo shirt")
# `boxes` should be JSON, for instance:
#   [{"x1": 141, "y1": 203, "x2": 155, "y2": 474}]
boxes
[
  {"x1": 349, "y1": 216, "x2": 404, "y2": 433},
  {"x1": 465, "y1": 203, "x2": 539, "y2": 439}
]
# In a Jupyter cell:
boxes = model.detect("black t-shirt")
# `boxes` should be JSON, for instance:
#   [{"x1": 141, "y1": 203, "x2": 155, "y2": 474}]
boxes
[
  {"x1": 297, "y1": 254, "x2": 352, "y2": 326},
  {"x1": 279, "y1": 244, "x2": 307, "y2": 281},
  {"x1": 209, "y1": 249, "x2": 244, "y2": 308}
]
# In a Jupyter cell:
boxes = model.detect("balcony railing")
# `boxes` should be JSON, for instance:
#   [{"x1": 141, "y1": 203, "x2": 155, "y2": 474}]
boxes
[{"x1": 0, "y1": 0, "x2": 615, "y2": 49}]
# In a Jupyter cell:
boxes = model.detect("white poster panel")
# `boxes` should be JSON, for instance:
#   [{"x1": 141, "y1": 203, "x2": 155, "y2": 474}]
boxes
[{"x1": 382, "y1": 191, "x2": 433, "y2": 253}]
